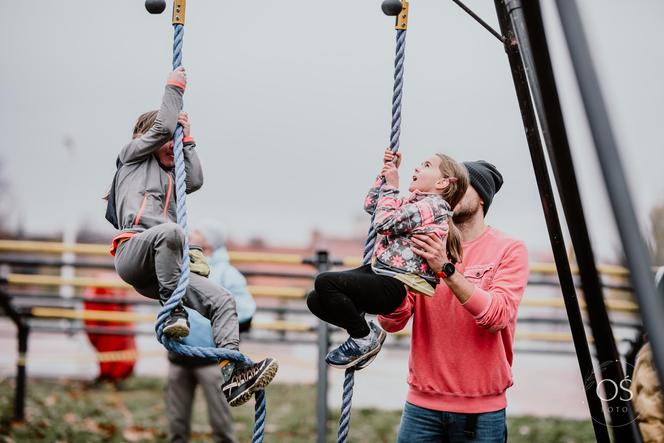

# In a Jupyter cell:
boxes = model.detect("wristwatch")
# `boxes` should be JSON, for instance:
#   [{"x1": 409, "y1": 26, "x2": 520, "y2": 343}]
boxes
[{"x1": 436, "y1": 262, "x2": 456, "y2": 279}]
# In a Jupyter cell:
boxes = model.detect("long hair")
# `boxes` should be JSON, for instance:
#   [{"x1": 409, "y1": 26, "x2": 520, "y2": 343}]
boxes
[
  {"x1": 435, "y1": 154, "x2": 469, "y2": 264},
  {"x1": 133, "y1": 110, "x2": 159, "y2": 138}
]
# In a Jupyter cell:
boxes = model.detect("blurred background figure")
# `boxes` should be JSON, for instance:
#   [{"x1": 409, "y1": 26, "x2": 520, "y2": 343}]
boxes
[
  {"x1": 190, "y1": 220, "x2": 256, "y2": 332},
  {"x1": 83, "y1": 273, "x2": 137, "y2": 384},
  {"x1": 165, "y1": 221, "x2": 256, "y2": 443}
]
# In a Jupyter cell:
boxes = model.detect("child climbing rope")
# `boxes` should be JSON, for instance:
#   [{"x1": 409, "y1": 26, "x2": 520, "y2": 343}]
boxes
[
  {"x1": 106, "y1": 67, "x2": 278, "y2": 407},
  {"x1": 307, "y1": 149, "x2": 469, "y2": 369}
]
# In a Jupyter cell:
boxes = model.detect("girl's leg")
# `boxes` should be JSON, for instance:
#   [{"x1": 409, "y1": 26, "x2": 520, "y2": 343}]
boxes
[{"x1": 308, "y1": 265, "x2": 406, "y2": 338}]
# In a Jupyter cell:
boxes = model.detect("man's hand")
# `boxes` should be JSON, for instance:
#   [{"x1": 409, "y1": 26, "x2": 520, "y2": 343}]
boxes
[
  {"x1": 381, "y1": 162, "x2": 400, "y2": 188},
  {"x1": 177, "y1": 111, "x2": 191, "y2": 138},
  {"x1": 412, "y1": 232, "x2": 448, "y2": 273},
  {"x1": 167, "y1": 66, "x2": 187, "y2": 89}
]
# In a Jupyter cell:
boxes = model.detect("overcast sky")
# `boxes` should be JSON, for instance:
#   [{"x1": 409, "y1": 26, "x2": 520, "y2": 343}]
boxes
[{"x1": 1, "y1": 0, "x2": 662, "y2": 261}]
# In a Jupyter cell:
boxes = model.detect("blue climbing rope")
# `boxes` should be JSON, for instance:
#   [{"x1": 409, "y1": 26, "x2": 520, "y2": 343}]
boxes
[
  {"x1": 154, "y1": 22, "x2": 268, "y2": 443},
  {"x1": 337, "y1": 27, "x2": 408, "y2": 443}
]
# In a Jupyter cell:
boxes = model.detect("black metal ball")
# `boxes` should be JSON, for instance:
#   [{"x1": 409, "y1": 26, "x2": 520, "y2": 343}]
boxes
[
  {"x1": 381, "y1": 0, "x2": 403, "y2": 16},
  {"x1": 145, "y1": 0, "x2": 166, "y2": 14}
]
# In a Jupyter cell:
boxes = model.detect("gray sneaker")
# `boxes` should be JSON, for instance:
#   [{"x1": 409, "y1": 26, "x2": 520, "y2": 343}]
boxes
[
  {"x1": 163, "y1": 304, "x2": 190, "y2": 339},
  {"x1": 326, "y1": 321, "x2": 386, "y2": 369}
]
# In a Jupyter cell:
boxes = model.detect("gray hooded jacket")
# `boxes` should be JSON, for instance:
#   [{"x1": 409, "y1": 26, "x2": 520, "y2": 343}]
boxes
[{"x1": 113, "y1": 84, "x2": 203, "y2": 234}]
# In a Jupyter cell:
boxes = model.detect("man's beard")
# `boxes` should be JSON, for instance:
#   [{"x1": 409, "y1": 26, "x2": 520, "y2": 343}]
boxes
[{"x1": 453, "y1": 202, "x2": 481, "y2": 224}]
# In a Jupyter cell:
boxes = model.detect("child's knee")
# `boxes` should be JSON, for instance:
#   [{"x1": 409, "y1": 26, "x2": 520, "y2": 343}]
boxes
[
  {"x1": 159, "y1": 223, "x2": 185, "y2": 249},
  {"x1": 306, "y1": 289, "x2": 324, "y2": 316},
  {"x1": 314, "y1": 272, "x2": 336, "y2": 293}
]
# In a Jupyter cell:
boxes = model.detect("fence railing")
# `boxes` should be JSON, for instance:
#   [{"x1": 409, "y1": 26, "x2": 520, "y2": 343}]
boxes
[{"x1": 0, "y1": 239, "x2": 643, "y2": 440}]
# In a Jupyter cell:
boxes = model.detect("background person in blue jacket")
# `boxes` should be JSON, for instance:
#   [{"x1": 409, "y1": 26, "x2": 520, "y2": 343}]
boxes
[
  {"x1": 191, "y1": 221, "x2": 256, "y2": 332},
  {"x1": 166, "y1": 222, "x2": 256, "y2": 443}
]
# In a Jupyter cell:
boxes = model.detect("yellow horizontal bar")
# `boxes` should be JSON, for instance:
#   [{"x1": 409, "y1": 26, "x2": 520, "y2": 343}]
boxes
[
  {"x1": 7, "y1": 273, "x2": 307, "y2": 299},
  {"x1": 32, "y1": 307, "x2": 153, "y2": 323},
  {"x1": 228, "y1": 251, "x2": 305, "y2": 265},
  {"x1": 0, "y1": 239, "x2": 643, "y2": 277},
  {"x1": 0, "y1": 240, "x2": 108, "y2": 255},
  {"x1": 10, "y1": 274, "x2": 638, "y2": 311},
  {"x1": 32, "y1": 307, "x2": 314, "y2": 333},
  {"x1": 250, "y1": 286, "x2": 307, "y2": 299},
  {"x1": 254, "y1": 320, "x2": 314, "y2": 333},
  {"x1": 97, "y1": 349, "x2": 140, "y2": 362},
  {"x1": 9, "y1": 273, "x2": 129, "y2": 289},
  {"x1": 0, "y1": 240, "x2": 307, "y2": 265},
  {"x1": 340, "y1": 257, "x2": 363, "y2": 268},
  {"x1": 529, "y1": 262, "x2": 630, "y2": 278},
  {"x1": 521, "y1": 297, "x2": 638, "y2": 313},
  {"x1": 393, "y1": 328, "x2": 598, "y2": 343}
]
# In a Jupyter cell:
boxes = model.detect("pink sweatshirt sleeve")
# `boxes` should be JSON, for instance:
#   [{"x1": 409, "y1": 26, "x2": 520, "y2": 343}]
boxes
[
  {"x1": 461, "y1": 241, "x2": 529, "y2": 333},
  {"x1": 378, "y1": 290, "x2": 416, "y2": 332}
]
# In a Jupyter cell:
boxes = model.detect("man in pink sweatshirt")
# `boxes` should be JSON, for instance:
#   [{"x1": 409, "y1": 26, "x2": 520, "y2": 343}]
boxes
[{"x1": 378, "y1": 160, "x2": 529, "y2": 442}]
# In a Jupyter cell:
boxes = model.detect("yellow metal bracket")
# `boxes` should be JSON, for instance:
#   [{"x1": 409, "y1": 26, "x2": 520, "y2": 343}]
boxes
[
  {"x1": 396, "y1": 0, "x2": 409, "y2": 30},
  {"x1": 172, "y1": 0, "x2": 186, "y2": 25}
]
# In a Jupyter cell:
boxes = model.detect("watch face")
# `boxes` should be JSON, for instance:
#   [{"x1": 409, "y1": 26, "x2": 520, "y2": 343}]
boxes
[{"x1": 443, "y1": 262, "x2": 455, "y2": 276}]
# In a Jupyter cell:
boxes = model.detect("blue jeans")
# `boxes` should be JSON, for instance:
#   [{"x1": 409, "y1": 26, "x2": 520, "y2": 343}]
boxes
[{"x1": 397, "y1": 402, "x2": 507, "y2": 443}]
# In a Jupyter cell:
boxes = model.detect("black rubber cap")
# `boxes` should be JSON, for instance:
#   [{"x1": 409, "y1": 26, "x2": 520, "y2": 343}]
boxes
[
  {"x1": 381, "y1": 0, "x2": 403, "y2": 16},
  {"x1": 145, "y1": 0, "x2": 166, "y2": 14}
]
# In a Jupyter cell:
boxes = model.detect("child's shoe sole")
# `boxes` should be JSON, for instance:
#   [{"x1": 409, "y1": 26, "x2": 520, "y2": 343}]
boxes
[
  {"x1": 228, "y1": 359, "x2": 279, "y2": 407},
  {"x1": 163, "y1": 318, "x2": 190, "y2": 339}
]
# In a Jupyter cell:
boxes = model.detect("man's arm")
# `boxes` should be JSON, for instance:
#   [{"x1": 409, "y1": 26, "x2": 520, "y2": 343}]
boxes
[
  {"x1": 119, "y1": 69, "x2": 186, "y2": 164},
  {"x1": 412, "y1": 232, "x2": 529, "y2": 332},
  {"x1": 377, "y1": 290, "x2": 416, "y2": 332}
]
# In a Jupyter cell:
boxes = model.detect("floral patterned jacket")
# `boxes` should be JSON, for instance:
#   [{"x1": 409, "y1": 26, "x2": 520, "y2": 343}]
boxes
[{"x1": 364, "y1": 176, "x2": 452, "y2": 288}]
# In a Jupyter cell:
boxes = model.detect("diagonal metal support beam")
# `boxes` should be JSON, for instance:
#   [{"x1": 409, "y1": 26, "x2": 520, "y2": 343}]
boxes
[
  {"x1": 507, "y1": 0, "x2": 643, "y2": 440},
  {"x1": 492, "y1": 2, "x2": 609, "y2": 441},
  {"x1": 452, "y1": 0, "x2": 505, "y2": 43},
  {"x1": 554, "y1": 0, "x2": 664, "y2": 417}
]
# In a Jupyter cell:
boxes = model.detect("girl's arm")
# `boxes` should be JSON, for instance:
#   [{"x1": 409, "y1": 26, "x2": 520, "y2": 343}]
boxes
[
  {"x1": 364, "y1": 149, "x2": 402, "y2": 215},
  {"x1": 364, "y1": 175, "x2": 385, "y2": 215},
  {"x1": 178, "y1": 112, "x2": 204, "y2": 193},
  {"x1": 119, "y1": 69, "x2": 186, "y2": 164},
  {"x1": 374, "y1": 196, "x2": 446, "y2": 236},
  {"x1": 183, "y1": 141, "x2": 203, "y2": 193}
]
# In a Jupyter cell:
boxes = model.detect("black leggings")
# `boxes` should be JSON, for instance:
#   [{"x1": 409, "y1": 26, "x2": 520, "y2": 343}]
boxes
[{"x1": 307, "y1": 265, "x2": 407, "y2": 338}]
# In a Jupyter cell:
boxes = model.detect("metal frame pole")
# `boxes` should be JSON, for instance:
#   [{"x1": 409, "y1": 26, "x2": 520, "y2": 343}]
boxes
[
  {"x1": 492, "y1": 2, "x2": 609, "y2": 440},
  {"x1": 511, "y1": 0, "x2": 642, "y2": 438},
  {"x1": 314, "y1": 250, "x2": 331, "y2": 443},
  {"x1": 0, "y1": 287, "x2": 30, "y2": 422},
  {"x1": 553, "y1": 0, "x2": 664, "y2": 392},
  {"x1": 15, "y1": 325, "x2": 29, "y2": 421}
]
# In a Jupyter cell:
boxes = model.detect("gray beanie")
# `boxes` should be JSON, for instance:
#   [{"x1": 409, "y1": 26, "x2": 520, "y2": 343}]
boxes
[
  {"x1": 195, "y1": 220, "x2": 226, "y2": 251},
  {"x1": 462, "y1": 160, "x2": 504, "y2": 214}
]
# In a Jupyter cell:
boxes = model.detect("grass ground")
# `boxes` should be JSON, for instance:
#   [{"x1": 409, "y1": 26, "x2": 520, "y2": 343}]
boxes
[{"x1": 0, "y1": 377, "x2": 596, "y2": 442}]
